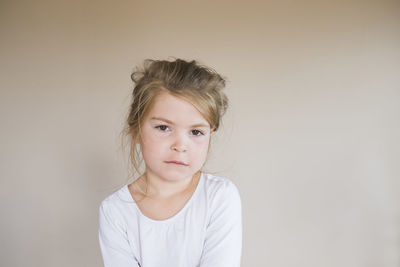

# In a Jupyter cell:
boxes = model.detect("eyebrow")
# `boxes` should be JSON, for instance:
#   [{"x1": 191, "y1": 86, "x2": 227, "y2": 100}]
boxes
[{"x1": 150, "y1": 116, "x2": 210, "y2": 128}]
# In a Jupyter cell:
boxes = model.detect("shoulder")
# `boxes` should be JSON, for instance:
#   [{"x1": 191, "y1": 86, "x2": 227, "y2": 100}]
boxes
[
  {"x1": 201, "y1": 172, "x2": 242, "y2": 210},
  {"x1": 99, "y1": 184, "x2": 134, "y2": 221},
  {"x1": 202, "y1": 172, "x2": 241, "y2": 199},
  {"x1": 201, "y1": 173, "x2": 242, "y2": 229}
]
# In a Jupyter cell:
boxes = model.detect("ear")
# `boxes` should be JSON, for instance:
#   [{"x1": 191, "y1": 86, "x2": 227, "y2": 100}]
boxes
[{"x1": 130, "y1": 129, "x2": 142, "y2": 144}]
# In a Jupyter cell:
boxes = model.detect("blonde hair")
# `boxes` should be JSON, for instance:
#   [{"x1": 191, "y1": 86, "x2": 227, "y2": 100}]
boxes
[{"x1": 120, "y1": 58, "x2": 228, "y2": 195}]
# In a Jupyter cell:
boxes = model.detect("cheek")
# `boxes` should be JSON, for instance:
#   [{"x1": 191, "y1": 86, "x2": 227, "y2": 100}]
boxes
[
  {"x1": 140, "y1": 131, "x2": 164, "y2": 157},
  {"x1": 193, "y1": 137, "x2": 210, "y2": 156},
  {"x1": 142, "y1": 139, "x2": 164, "y2": 157}
]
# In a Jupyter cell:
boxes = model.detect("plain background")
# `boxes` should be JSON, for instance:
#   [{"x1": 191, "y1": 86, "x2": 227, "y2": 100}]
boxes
[{"x1": 1, "y1": 0, "x2": 399, "y2": 266}]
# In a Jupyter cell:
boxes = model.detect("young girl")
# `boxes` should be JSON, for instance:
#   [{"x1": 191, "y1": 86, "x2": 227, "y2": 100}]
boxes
[{"x1": 98, "y1": 59, "x2": 242, "y2": 267}]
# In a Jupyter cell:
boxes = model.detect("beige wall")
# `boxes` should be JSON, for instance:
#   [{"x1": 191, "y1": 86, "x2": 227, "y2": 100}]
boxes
[{"x1": 1, "y1": 0, "x2": 399, "y2": 266}]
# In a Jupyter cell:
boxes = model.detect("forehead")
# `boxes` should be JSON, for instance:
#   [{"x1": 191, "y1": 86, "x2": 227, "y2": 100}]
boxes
[{"x1": 147, "y1": 92, "x2": 209, "y2": 126}]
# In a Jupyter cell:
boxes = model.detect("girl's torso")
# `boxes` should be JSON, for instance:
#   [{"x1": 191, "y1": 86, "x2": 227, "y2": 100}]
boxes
[{"x1": 101, "y1": 172, "x2": 237, "y2": 267}]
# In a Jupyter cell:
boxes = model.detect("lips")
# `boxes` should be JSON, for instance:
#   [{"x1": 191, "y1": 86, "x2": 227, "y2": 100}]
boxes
[{"x1": 165, "y1": 160, "x2": 188, "y2": 166}]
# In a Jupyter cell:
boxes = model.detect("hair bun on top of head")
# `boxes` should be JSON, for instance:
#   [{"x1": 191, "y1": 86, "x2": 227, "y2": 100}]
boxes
[{"x1": 128, "y1": 58, "x2": 228, "y2": 131}]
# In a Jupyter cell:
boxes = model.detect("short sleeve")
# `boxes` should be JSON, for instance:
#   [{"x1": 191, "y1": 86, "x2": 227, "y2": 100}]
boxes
[
  {"x1": 199, "y1": 181, "x2": 243, "y2": 267},
  {"x1": 98, "y1": 201, "x2": 140, "y2": 267}
]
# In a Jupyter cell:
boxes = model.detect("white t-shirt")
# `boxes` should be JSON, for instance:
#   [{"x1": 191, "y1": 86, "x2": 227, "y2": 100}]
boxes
[{"x1": 98, "y1": 172, "x2": 242, "y2": 267}]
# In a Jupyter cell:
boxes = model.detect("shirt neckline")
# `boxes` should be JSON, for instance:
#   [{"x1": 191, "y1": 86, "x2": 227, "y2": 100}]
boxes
[{"x1": 124, "y1": 171, "x2": 204, "y2": 224}]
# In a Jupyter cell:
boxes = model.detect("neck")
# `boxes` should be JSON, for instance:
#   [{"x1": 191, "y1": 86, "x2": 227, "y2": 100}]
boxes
[{"x1": 141, "y1": 170, "x2": 201, "y2": 198}]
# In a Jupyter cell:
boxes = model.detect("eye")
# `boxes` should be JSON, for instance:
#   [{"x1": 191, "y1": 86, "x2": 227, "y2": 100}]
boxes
[
  {"x1": 155, "y1": 125, "x2": 169, "y2": 131},
  {"x1": 191, "y1": 129, "x2": 204, "y2": 136}
]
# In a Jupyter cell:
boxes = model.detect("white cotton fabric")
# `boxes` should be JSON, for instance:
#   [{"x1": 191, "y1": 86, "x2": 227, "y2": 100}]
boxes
[{"x1": 98, "y1": 172, "x2": 242, "y2": 267}]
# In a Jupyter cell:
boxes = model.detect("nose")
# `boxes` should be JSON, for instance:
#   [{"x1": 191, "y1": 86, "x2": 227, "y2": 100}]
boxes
[{"x1": 171, "y1": 132, "x2": 187, "y2": 152}]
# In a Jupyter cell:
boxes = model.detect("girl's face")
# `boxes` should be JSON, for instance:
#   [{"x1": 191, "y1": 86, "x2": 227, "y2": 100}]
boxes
[{"x1": 139, "y1": 92, "x2": 213, "y2": 183}]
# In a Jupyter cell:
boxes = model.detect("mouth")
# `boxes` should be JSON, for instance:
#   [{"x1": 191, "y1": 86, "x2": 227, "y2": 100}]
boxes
[{"x1": 165, "y1": 161, "x2": 188, "y2": 166}]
